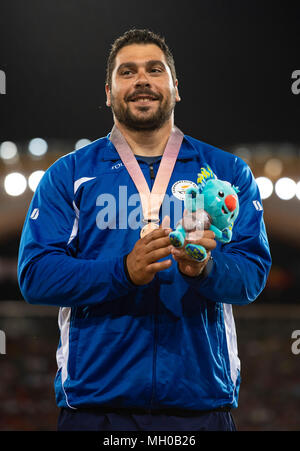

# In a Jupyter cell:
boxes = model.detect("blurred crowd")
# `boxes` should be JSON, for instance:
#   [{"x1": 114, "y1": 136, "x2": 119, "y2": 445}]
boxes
[{"x1": 0, "y1": 308, "x2": 299, "y2": 431}]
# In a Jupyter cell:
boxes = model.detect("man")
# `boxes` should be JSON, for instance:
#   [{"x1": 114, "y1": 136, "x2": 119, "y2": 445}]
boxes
[{"x1": 18, "y1": 29, "x2": 271, "y2": 431}]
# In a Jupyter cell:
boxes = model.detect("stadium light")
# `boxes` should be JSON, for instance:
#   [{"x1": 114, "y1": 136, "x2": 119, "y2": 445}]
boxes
[
  {"x1": 28, "y1": 170, "x2": 45, "y2": 192},
  {"x1": 275, "y1": 177, "x2": 296, "y2": 200},
  {"x1": 4, "y1": 172, "x2": 27, "y2": 196},
  {"x1": 264, "y1": 158, "x2": 283, "y2": 178},
  {"x1": 0, "y1": 141, "x2": 18, "y2": 160},
  {"x1": 296, "y1": 181, "x2": 300, "y2": 200},
  {"x1": 75, "y1": 139, "x2": 91, "y2": 150},
  {"x1": 28, "y1": 138, "x2": 48, "y2": 156},
  {"x1": 255, "y1": 177, "x2": 273, "y2": 200}
]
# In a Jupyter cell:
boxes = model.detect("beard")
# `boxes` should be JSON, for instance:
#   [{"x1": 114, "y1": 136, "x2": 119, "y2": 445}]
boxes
[{"x1": 110, "y1": 89, "x2": 176, "y2": 132}]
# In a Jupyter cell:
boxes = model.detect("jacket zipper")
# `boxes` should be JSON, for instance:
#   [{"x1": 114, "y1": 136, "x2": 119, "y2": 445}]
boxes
[
  {"x1": 150, "y1": 278, "x2": 159, "y2": 411},
  {"x1": 149, "y1": 164, "x2": 155, "y2": 180},
  {"x1": 148, "y1": 162, "x2": 158, "y2": 412}
]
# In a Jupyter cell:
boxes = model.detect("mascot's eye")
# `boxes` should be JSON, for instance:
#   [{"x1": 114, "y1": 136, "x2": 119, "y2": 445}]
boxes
[{"x1": 218, "y1": 191, "x2": 224, "y2": 197}]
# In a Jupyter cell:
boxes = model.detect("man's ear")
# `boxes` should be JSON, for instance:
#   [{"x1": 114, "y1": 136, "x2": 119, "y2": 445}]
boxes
[
  {"x1": 175, "y1": 79, "x2": 181, "y2": 103},
  {"x1": 105, "y1": 84, "x2": 111, "y2": 107}
]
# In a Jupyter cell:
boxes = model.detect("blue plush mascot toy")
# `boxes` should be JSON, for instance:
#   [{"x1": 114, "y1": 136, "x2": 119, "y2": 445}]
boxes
[{"x1": 169, "y1": 179, "x2": 240, "y2": 262}]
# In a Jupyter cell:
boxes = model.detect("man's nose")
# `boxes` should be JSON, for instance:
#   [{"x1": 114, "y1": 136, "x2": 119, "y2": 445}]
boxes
[{"x1": 135, "y1": 70, "x2": 150, "y2": 87}]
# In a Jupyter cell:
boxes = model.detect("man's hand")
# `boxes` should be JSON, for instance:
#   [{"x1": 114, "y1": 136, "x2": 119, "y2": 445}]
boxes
[
  {"x1": 126, "y1": 227, "x2": 173, "y2": 285},
  {"x1": 171, "y1": 230, "x2": 216, "y2": 277}
]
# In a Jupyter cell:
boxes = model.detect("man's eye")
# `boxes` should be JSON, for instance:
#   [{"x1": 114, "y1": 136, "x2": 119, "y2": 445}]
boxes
[
  {"x1": 150, "y1": 68, "x2": 162, "y2": 73},
  {"x1": 119, "y1": 68, "x2": 135, "y2": 76}
]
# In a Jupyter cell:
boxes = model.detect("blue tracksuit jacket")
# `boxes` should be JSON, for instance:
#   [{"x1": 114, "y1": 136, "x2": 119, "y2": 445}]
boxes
[{"x1": 17, "y1": 132, "x2": 271, "y2": 411}]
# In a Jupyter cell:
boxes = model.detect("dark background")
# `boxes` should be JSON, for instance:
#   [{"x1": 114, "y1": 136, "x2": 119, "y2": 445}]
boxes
[
  {"x1": 0, "y1": 0, "x2": 300, "y2": 431},
  {"x1": 1, "y1": 0, "x2": 299, "y2": 145}
]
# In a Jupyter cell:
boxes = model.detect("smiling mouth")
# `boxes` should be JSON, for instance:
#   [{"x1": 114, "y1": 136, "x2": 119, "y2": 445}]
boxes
[
  {"x1": 127, "y1": 89, "x2": 161, "y2": 103},
  {"x1": 221, "y1": 205, "x2": 228, "y2": 214},
  {"x1": 129, "y1": 96, "x2": 159, "y2": 103}
]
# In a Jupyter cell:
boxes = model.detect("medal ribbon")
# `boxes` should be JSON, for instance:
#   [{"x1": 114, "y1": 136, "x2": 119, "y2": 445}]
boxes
[{"x1": 110, "y1": 125, "x2": 184, "y2": 226}]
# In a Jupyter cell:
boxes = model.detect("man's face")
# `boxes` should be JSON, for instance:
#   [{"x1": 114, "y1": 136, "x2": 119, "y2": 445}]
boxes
[{"x1": 106, "y1": 44, "x2": 180, "y2": 131}]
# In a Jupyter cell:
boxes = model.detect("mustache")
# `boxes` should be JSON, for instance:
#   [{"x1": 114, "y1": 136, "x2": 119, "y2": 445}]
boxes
[{"x1": 125, "y1": 88, "x2": 162, "y2": 102}]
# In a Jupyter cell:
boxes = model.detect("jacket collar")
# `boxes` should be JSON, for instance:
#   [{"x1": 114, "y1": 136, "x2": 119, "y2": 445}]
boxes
[{"x1": 101, "y1": 130, "x2": 199, "y2": 162}]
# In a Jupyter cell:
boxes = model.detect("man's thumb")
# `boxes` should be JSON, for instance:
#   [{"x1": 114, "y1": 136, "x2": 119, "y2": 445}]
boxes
[{"x1": 161, "y1": 215, "x2": 171, "y2": 229}]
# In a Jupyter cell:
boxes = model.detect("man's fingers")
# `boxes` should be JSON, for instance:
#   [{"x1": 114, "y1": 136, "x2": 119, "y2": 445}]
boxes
[
  {"x1": 185, "y1": 230, "x2": 217, "y2": 251},
  {"x1": 172, "y1": 247, "x2": 211, "y2": 262},
  {"x1": 161, "y1": 215, "x2": 171, "y2": 229},
  {"x1": 145, "y1": 235, "x2": 171, "y2": 252},
  {"x1": 146, "y1": 245, "x2": 172, "y2": 264},
  {"x1": 204, "y1": 230, "x2": 216, "y2": 239},
  {"x1": 142, "y1": 226, "x2": 171, "y2": 245},
  {"x1": 186, "y1": 238, "x2": 217, "y2": 251},
  {"x1": 171, "y1": 249, "x2": 192, "y2": 262},
  {"x1": 127, "y1": 225, "x2": 173, "y2": 285},
  {"x1": 147, "y1": 259, "x2": 172, "y2": 274}
]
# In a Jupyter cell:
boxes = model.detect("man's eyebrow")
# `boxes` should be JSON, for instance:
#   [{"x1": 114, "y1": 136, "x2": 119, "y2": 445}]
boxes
[
  {"x1": 146, "y1": 60, "x2": 166, "y2": 68},
  {"x1": 117, "y1": 62, "x2": 137, "y2": 72},
  {"x1": 117, "y1": 60, "x2": 166, "y2": 72}
]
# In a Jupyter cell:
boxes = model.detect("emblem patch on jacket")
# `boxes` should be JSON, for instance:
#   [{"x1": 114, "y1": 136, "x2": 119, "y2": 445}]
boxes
[{"x1": 171, "y1": 180, "x2": 198, "y2": 200}]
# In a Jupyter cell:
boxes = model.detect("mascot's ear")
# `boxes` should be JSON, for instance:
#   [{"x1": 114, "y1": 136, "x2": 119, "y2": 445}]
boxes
[{"x1": 232, "y1": 185, "x2": 240, "y2": 194}]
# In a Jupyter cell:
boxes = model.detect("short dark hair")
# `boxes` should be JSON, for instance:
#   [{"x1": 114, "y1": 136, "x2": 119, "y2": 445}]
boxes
[{"x1": 105, "y1": 28, "x2": 177, "y2": 88}]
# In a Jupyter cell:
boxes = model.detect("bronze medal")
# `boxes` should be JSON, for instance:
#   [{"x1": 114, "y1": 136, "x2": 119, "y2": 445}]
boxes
[{"x1": 140, "y1": 222, "x2": 159, "y2": 238}]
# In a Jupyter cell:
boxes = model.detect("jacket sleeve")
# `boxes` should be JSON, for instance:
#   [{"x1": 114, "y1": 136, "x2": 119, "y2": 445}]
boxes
[
  {"x1": 17, "y1": 156, "x2": 136, "y2": 307},
  {"x1": 179, "y1": 157, "x2": 272, "y2": 305}
]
